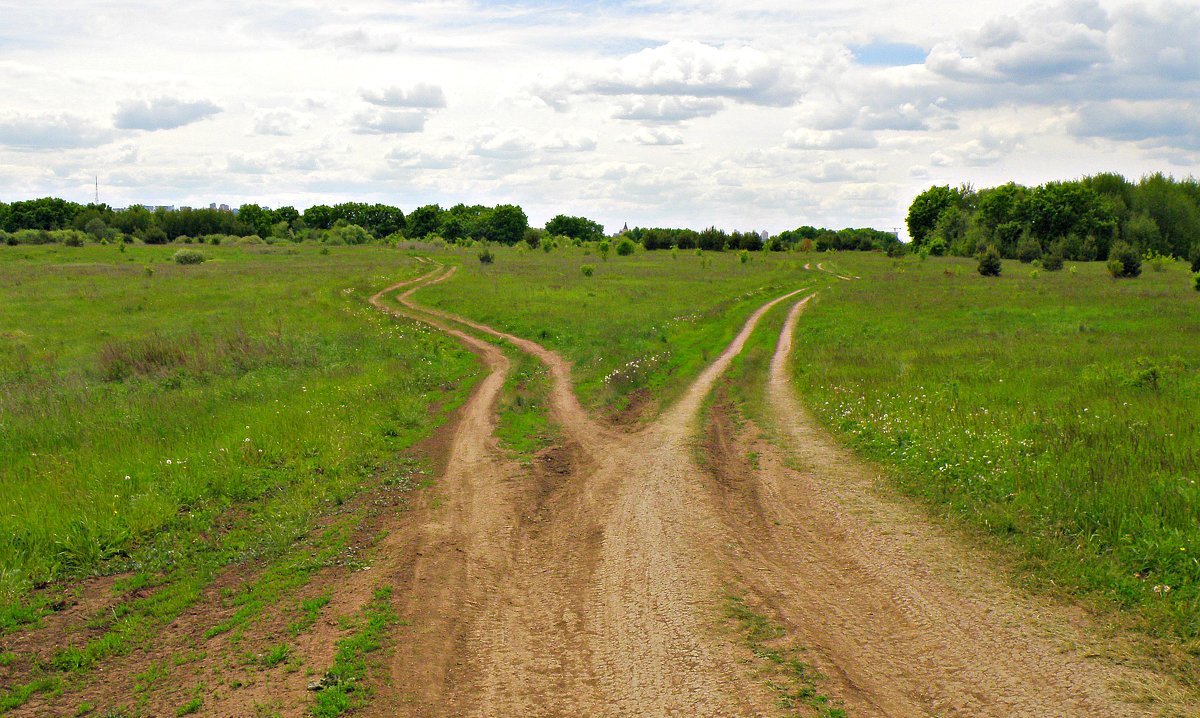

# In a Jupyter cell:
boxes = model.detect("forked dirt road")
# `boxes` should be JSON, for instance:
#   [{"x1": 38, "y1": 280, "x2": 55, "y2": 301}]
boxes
[{"x1": 364, "y1": 264, "x2": 1178, "y2": 717}]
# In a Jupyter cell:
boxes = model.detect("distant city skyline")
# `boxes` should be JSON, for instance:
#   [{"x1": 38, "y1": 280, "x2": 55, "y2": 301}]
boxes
[{"x1": 1, "y1": 1, "x2": 1197, "y2": 238}]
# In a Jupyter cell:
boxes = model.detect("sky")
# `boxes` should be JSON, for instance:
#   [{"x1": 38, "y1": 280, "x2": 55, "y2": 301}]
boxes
[{"x1": 0, "y1": 0, "x2": 1197, "y2": 237}]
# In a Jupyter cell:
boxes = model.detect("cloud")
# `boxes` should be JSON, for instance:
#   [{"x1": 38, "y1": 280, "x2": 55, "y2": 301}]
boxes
[
  {"x1": 808, "y1": 160, "x2": 881, "y2": 183},
  {"x1": 631, "y1": 127, "x2": 684, "y2": 146},
  {"x1": 541, "y1": 131, "x2": 597, "y2": 152},
  {"x1": 360, "y1": 84, "x2": 447, "y2": 109},
  {"x1": 613, "y1": 96, "x2": 724, "y2": 122},
  {"x1": 386, "y1": 146, "x2": 458, "y2": 170},
  {"x1": 227, "y1": 148, "x2": 328, "y2": 174},
  {"x1": 0, "y1": 113, "x2": 115, "y2": 150},
  {"x1": 470, "y1": 129, "x2": 536, "y2": 160},
  {"x1": 352, "y1": 110, "x2": 426, "y2": 134},
  {"x1": 929, "y1": 134, "x2": 1019, "y2": 167},
  {"x1": 784, "y1": 129, "x2": 878, "y2": 150},
  {"x1": 114, "y1": 97, "x2": 222, "y2": 131},
  {"x1": 253, "y1": 111, "x2": 303, "y2": 136},
  {"x1": 537, "y1": 40, "x2": 802, "y2": 118},
  {"x1": 1069, "y1": 101, "x2": 1200, "y2": 150}
]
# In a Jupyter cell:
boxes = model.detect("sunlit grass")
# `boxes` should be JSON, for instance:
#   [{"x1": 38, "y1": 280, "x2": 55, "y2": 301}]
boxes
[{"x1": 793, "y1": 253, "x2": 1200, "y2": 641}]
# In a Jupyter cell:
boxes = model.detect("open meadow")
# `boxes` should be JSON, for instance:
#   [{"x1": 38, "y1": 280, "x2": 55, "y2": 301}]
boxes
[{"x1": 1, "y1": 240, "x2": 1198, "y2": 715}]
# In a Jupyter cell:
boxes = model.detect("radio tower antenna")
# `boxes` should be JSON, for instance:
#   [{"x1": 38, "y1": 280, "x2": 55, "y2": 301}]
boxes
[{"x1": 94, "y1": 176, "x2": 99, "y2": 205}]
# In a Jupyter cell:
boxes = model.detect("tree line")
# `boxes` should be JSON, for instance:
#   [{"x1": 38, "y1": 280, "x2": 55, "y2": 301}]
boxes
[
  {"x1": 907, "y1": 173, "x2": 1200, "y2": 265},
  {"x1": 0, "y1": 195, "x2": 903, "y2": 254}
]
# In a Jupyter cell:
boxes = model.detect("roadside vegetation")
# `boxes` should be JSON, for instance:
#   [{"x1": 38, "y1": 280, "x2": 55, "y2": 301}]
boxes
[
  {"x1": 0, "y1": 243, "x2": 478, "y2": 712},
  {"x1": 792, "y1": 252, "x2": 1200, "y2": 656}
]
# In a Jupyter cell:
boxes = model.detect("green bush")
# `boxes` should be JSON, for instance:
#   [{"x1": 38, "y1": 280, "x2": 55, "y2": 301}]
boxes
[
  {"x1": 1193, "y1": 271, "x2": 1200, "y2": 292},
  {"x1": 1042, "y1": 251, "x2": 1064, "y2": 271},
  {"x1": 977, "y1": 245, "x2": 1002, "y2": 276},
  {"x1": 615, "y1": 237, "x2": 636, "y2": 256},
  {"x1": 1107, "y1": 241, "x2": 1141, "y2": 277},
  {"x1": 478, "y1": 247, "x2": 494, "y2": 264},
  {"x1": 597, "y1": 240, "x2": 610, "y2": 260},
  {"x1": 1106, "y1": 258, "x2": 1125, "y2": 278},
  {"x1": 1190, "y1": 245, "x2": 1200, "y2": 273},
  {"x1": 1144, "y1": 250, "x2": 1173, "y2": 272},
  {"x1": 172, "y1": 249, "x2": 207, "y2": 265},
  {"x1": 580, "y1": 264, "x2": 594, "y2": 277},
  {"x1": 739, "y1": 249, "x2": 749, "y2": 264}
]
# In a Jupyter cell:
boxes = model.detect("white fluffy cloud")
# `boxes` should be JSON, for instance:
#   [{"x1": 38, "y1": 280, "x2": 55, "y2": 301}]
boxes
[{"x1": 1, "y1": 0, "x2": 1196, "y2": 235}]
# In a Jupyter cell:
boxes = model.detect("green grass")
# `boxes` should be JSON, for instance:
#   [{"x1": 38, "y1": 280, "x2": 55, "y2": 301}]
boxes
[
  {"x1": 309, "y1": 586, "x2": 396, "y2": 717},
  {"x1": 724, "y1": 594, "x2": 845, "y2": 717},
  {"x1": 0, "y1": 242, "x2": 479, "y2": 711},
  {"x1": 494, "y1": 347, "x2": 556, "y2": 462},
  {"x1": 415, "y1": 244, "x2": 821, "y2": 415},
  {"x1": 791, "y1": 253, "x2": 1200, "y2": 645}
]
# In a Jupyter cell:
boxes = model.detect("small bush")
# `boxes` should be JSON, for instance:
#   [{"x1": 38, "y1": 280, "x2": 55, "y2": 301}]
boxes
[
  {"x1": 172, "y1": 249, "x2": 207, "y2": 265},
  {"x1": 478, "y1": 247, "x2": 494, "y2": 264},
  {"x1": 598, "y1": 240, "x2": 610, "y2": 260},
  {"x1": 1042, "y1": 252, "x2": 1064, "y2": 271},
  {"x1": 739, "y1": 249, "x2": 749, "y2": 264},
  {"x1": 580, "y1": 264, "x2": 594, "y2": 277},
  {"x1": 1106, "y1": 258, "x2": 1125, "y2": 278},
  {"x1": 1144, "y1": 250, "x2": 1173, "y2": 272},
  {"x1": 1016, "y1": 232, "x2": 1042, "y2": 263},
  {"x1": 63, "y1": 231, "x2": 86, "y2": 247},
  {"x1": 1107, "y1": 242, "x2": 1141, "y2": 277},
  {"x1": 1193, "y1": 271, "x2": 1200, "y2": 292},
  {"x1": 1190, "y1": 245, "x2": 1200, "y2": 273},
  {"x1": 977, "y1": 245, "x2": 1001, "y2": 277},
  {"x1": 615, "y1": 237, "x2": 636, "y2": 256}
]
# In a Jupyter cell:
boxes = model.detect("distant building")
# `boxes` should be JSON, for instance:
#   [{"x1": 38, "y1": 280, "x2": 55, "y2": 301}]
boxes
[
  {"x1": 210, "y1": 203, "x2": 217, "y2": 210},
  {"x1": 219, "y1": 204, "x2": 230, "y2": 212}
]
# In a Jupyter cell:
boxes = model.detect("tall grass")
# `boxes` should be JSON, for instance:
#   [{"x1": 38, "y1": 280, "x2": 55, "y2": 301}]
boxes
[
  {"x1": 0, "y1": 243, "x2": 478, "y2": 605},
  {"x1": 792, "y1": 253, "x2": 1200, "y2": 641}
]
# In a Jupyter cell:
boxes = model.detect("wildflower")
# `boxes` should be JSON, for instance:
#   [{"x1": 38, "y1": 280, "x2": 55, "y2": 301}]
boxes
[{"x1": 166, "y1": 459, "x2": 173, "y2": 465}]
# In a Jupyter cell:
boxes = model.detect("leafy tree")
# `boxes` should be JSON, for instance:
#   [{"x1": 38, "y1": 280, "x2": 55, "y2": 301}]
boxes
[
  {"x1": 481, "y1": 204, "x2": 528, "y2": 245},
  {"x1": 1015, "y1": 230, "x2": 1042, "y2": 263},
  {"x1": 698, "y1": 226, "x2": 726, "y2": 251},
  {"x1": 545, "y1": 214, "x2": 604, "y2": 242},
  {"x1": 406, "y1": 204, "x2": 443, "y2": 239},
  {"x1": 1122, "y1": 212, "x2": 1165, "y2": 255},
  {"x1": 237, "y1": 204, "x2": 274, "y2": 237},
  {"x1": 906, "y1": 185, "x2": 961, "y2": 246},
  {"x1": 615, "y1": 237, "x2": 636, "y2": 256}
]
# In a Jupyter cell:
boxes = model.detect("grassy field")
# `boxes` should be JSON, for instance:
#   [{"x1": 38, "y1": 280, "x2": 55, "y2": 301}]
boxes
[
  {"x1": 791, "y1": 253, "x2": 1200, "y2": 646},
  {"x1": 416, "y1": 244, "x2": 818, "y2": 417},
  {"x1": 0, "y1": 242, "x2": 478, "y2": 709}
]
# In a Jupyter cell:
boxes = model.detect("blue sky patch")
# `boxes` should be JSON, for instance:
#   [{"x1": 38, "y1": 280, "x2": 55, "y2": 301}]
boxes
[{"x1": 852, "y1": 42, "x2": 927, "y2": 67}]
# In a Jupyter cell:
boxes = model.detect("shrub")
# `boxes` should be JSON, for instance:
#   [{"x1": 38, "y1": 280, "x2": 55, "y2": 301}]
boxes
[
  {"x1": 1042, "y1": 252, "x2": 1064, "y2": 271},
  {"x1": 739, "y1": 249, "x2": 749, "y2": 264},
  {"x1": 615, "y1": 237, "x2": 636, "y2": 256},
  {"x1": 478, "y1": 247, "x2": 494, "y2": 264},
  {"x1": 1107, "y1": 241, "x2": 1141, "y2": 277},
  {"x1": 926, "y1": 235, "x2": 947, "y2": 257},
  {"x1": 1190, "y1": 245, "x2": 1200, "y2": 273},
  {"x1": 580, "y1": 264, "x2": 594, "y2": 277},
  {"x1": 1144, "y1": 250, "x2": 1172, "y2": 272},
  {"x1": 598, "y1": 240, "x2": 610, "y2": 260},
  {"x1": 63, "y1": 231, "x2": 86, "y2": 247},
  {"x1": 1193, "y1": 272, "x2": 1200, "y2": 292},
  {"x1": 172, "y1": 248, "x2": 207, "y2": 265},
  {"x1": 1106, "y1": 258, "x2": 1125, "y2": 278},
  {"x1": 977, "y1": 245, "x2": 1001, "y2": 277}
]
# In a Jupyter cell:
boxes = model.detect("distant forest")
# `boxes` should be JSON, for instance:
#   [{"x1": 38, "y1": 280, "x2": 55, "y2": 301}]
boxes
[
  {"x1": 907, "y1": 173, "x2": 1200, "y2": 263},
  {"x1": 0, "y1": 197, "x2": 899, "y2": 253}
]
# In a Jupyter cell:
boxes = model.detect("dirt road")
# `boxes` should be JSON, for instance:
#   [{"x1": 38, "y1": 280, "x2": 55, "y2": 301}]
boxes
[{"x1": 364, "y1": 266, "x2": 1174, "y2": 717}]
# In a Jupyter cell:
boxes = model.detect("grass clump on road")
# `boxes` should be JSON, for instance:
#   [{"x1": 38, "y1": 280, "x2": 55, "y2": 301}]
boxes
[{"x1": 791, "y1": 253, "x2": 1200, "y2": 647}]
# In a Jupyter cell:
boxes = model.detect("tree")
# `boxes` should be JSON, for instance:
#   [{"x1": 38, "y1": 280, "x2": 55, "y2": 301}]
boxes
[
  {"x1": 1122, "y1": 213, "x2": 1165, "y2": 255},
  {"x1": 481, "y1": 204, "x2": 528, "y2": 245},
  {"x1": 545, "y1": 214, "x2": 604, "y2": 242},
  {"x1": 906, "y1": 185, "x2": 960, "y2": 246},
  {"x1": 977, "y1": 245, "x2": 1002, "y2": 276},
  {"x1": 1107, "y1": 241, "x2": 1141, "y2": 278},
  {"x1": 407, "y1": 204, "x2": 443, "y2": 239},
  {"x1": 1015, "y1": 230, "x2": 1042, "y2": 263}
]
